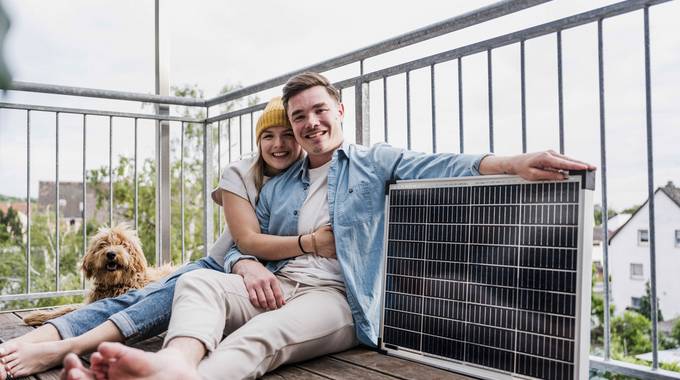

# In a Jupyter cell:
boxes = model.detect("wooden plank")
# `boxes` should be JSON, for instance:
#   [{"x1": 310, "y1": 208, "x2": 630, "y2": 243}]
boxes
[
  {"x1": 296, "y1": 356, "x2": 396, "y2": 380},
  {"x1": 35, "y1": 368, "x2": 62, "y2": 380},
  {"x1": 129, "y1": 335, "x2": 164, "y2": 352},
  {"x1": 331, "y1": 348, "x2": 473, "y2": 380},
  {"x1": 0, "y1": 312, "x2": 35, "y2": 342},
  {"x1": 267, "y1": 366, "x2": 331, "y2": 380}
]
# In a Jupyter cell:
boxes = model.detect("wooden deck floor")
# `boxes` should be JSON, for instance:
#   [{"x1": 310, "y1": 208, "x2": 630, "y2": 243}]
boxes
[{"x1": 0, "y1": 310, "x2": 475, "y2": 380}]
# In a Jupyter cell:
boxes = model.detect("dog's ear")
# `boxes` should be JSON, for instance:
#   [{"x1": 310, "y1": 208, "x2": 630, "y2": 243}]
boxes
[
  {"x1": 120, "y1": 227, "x2": 148, "y2": 272},
  {"x1": 81, "y1": 257, "x2": 95, "y2": 279}
]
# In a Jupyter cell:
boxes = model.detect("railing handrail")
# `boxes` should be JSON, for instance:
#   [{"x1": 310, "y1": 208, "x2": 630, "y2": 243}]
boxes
[
  {"x1": 0, "y1": 101, "x2": 201, "y2": 123},
  {"x1": 9, "y1": 81, "x2": 206, "y2": 107}
]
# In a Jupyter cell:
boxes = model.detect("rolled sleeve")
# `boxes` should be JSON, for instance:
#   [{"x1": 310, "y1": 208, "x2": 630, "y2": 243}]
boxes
[{"x1": 223, "y1": 245, "x2": 258, "y2": 273}]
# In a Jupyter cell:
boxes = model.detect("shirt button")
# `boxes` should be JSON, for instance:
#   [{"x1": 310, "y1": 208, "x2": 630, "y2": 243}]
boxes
[
  {"x1": 293, "y1": 210, "x2": 298, "y2": 216},
  {"x1": 349, "y1": 188, "x2": 354, "y2": 193}
]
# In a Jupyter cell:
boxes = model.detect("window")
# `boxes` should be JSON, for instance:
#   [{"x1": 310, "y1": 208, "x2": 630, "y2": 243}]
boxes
[
  {"x1": 630, "y1": 263, "x2": 644, "y2": 279},
  {"x1": 675, "y1": 230, "x2": 680, "y2": 248},
  {"x1": 631, "y1": 297, "x2": 642, "y2": 309},
  {"x1": 638, "y1": 229, "x2": 649, "y2": 245}
]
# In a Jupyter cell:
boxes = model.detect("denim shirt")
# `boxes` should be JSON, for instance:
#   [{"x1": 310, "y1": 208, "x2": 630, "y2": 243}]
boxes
[{"x1": 224, "y1": 141, "x2": 486, "y2": 347}]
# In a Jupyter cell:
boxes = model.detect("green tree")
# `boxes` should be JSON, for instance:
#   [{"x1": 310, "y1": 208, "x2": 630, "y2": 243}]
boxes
[
  {"x1": 638, "y1": 281, "x2": 663, "y2": 322},
  {"x1": 611, "y1": 311, "x2": 652, "y2": 356},
  {"x1": 594, "y1": 204, "x2": 617, "y2": 226},
  {"x1": 672, "y1": 319, "x2": 680, "y2": 343},
  {"x1": 0, "y1": 207, "x2": 23, "y2": 245}
]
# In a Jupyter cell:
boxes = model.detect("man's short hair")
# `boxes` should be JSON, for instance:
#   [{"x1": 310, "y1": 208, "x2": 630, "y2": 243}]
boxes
[{"x1": 281, "y1": 72, "x2": 341, "y2": 112}]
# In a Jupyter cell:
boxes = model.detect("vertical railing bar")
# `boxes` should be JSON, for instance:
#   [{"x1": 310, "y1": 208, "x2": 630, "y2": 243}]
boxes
[
  {"x1": 26, "y1": 110, "x2": 31, "y2": 294},
  {"x1": 458, "y1": 57, "x2": 464, "y2": 154},
  {"x1": 134, "y1": 118, "x2": 139, "y2": 231},
  {"x1": 109, "y1": 116, "x2": 113, "y2": 227},
  {"x1": 597, "y1": 18, "x2": 612, "y2": 361},
  {"x1": 430, "y1": 64, "x2": 437, "y2": 153},
  {"x1": 82, "y1": 114, "x2": 87, "y2": 290},
  {"x1": 487, "y1": 49, "x2": 494, "y2": 153},
  {"x1": 643, "y1": 6, "x2": 659, "y2": 369},
  {"x1": 406, "y1": 71, "x2": 412, "y2": 150},
  {"x1": 383, "y1": 76, "x2": 388, "y2": 143},
  {"x1": 250, "y1": 112, "x2": 254, "y2": 153},
  {"x1": 520, "y1": 40, "x2": 527, "y2": 153},
  {"x1": 239, "y1": 114, "x2": 243, "y2": 158},
  {"x1": 55, "y1": 112, "x2": 60, "y2": 292},
  {"x1": 218, "y1": 120, "x2": 222, "y2": 233},
  {"x1": 202, "y1": 122, "x2": 209, "y2": 257},
  {"x1": 180, "y1": 122, "x2": 185, "y2": 263},
  {"x1": 228, "y1": 118, "x2": 232, "y2": 163},
  {"x1": 557, "y1": 31, "x2": 565, "y2": 154}
]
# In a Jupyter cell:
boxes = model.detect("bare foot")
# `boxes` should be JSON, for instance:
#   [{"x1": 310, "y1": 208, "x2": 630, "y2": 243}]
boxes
[
  {"x1": 96, "y1": 342, "x2": 199, "y2": 380},
  {"x1": 1, "y1": 339, "x2": 74, "y2": 378},
  {"x1": 0, "y1": 351, "x2": 7, "y2": 380},
  {"x1": 61, "y1": 353, "x2": 96, "y2": 380}
]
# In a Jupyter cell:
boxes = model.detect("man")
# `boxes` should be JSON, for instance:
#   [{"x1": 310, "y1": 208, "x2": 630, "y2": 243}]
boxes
[{"x1": 61, "y1": 72, "x2": 594, "y2": 380}]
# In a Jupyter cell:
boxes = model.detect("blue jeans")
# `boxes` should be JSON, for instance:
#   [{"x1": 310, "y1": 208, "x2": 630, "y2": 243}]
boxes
[{"x1": 48, "y1": 256, "x2": 224, "y2": 343}]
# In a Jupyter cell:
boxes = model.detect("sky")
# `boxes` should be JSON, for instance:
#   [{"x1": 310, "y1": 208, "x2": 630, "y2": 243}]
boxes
[{"x1": 0, "y1": 0, "x2": 679, "y2": 212}]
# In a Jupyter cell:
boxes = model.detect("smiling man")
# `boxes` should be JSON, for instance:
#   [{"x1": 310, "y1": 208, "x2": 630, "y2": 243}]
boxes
[{"x1": 60, "y1": 72, "x2": 595, "y2": 380}]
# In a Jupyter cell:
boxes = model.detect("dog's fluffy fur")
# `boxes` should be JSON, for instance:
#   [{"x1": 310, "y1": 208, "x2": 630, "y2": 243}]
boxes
[{"x1": 23, "y1": 223, "x2": 174, "y2": 326}]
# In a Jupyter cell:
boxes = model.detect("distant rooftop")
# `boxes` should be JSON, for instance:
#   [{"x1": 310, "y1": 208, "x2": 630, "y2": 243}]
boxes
[{"x1": 661, "y1": 181, "x2": 680, "y2": 208}]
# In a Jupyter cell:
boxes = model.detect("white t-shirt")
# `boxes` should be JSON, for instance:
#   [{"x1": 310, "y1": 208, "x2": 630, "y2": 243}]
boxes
[
  {"x1": 208, "y1": 157, "x2": 260, "y2": 265},
  {"x1": 279, "y1": 160, "x2": 345, "y2": 286}
]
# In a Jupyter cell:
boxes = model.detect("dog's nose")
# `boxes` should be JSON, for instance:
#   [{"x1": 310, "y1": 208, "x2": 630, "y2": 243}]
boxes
[{"x1": 106, "y1": 251, "x2": 116, "y2": 260}]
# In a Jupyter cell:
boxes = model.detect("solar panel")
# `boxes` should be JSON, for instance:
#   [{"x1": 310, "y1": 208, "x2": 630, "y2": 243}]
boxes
[{"x1": 379, "y1": 173, "x2": 594, "y2": 380}]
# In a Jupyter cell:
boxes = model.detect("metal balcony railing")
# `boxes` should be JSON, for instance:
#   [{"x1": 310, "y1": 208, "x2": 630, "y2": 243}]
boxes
[{"x1": 1, "y1": 0, "x2": 679, "y2": 378}]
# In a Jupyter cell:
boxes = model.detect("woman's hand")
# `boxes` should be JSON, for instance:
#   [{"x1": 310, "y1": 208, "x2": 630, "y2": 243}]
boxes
[{"x1": 312, "y1": 225, "x2": 336, "y2": 258}]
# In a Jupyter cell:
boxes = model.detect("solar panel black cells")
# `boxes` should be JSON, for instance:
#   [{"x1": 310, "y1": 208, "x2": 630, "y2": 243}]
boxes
[{"x1": 380, "y1": 175, "x2": 593, "y2": 380}]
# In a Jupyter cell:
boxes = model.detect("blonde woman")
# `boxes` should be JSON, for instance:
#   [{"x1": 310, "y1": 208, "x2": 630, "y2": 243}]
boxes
[{"x1": 0, "y1": 97, "x2": 335, "y2": 380}]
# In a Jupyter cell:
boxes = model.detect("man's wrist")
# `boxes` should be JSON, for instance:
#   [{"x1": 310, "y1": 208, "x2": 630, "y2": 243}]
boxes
[{"x1": 479, "y1": 155, "x2": 513, "y2": 175}]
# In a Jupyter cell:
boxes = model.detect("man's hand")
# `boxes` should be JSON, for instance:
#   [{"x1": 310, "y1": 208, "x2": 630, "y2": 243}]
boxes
[
  {"x1": 232, "y1": 259, "x2": 284, "y2": 310},
  {"x1": 479, "y1": 150, "x2": 596, "y2": 181}
]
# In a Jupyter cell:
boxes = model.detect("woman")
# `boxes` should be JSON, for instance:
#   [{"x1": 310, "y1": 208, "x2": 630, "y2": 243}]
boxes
[{"x1": 0, "y1": 97, "x2": 333, "y2": 380}]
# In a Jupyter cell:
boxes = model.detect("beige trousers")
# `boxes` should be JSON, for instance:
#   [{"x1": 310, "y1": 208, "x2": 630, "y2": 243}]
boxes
[{"x1": 164, "y1": 268, "x2": 359, "y2": 380}]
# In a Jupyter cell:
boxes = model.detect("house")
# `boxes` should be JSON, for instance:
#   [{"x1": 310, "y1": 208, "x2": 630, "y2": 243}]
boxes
[
  {"x1": 38, "y1": 181, "x2": 108, "y2": 225},
  {"x1": 608, "y1": 181, "x2": 680, "y2": 319},
  {"x1": 592, "y1": 213, "x2": 632, "y2": 295},
  {"x1": 0, "y1": 202, "x2": 28, "y2": 231}
]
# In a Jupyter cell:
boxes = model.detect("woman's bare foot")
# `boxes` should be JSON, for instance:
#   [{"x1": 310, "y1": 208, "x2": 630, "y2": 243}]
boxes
[
  {"x1": 1, "y1": 339, "x2": 74, "y2": 378},
  {"x1": 96, "y1": 342, "x2": 200, "y2": 380}
]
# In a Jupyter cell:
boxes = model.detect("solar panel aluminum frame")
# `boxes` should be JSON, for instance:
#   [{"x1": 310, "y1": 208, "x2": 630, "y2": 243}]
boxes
[{"x1": 378, "y1": 173, "x2": 594, "y2": 380}]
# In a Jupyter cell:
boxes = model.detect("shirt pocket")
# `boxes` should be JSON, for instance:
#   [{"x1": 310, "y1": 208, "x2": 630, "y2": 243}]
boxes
[{"x1": 336, "y1": 181, "x2": 374, "y2": 226}]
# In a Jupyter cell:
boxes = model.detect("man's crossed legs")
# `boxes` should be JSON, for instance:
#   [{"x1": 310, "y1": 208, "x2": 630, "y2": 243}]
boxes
[{"x1": 62, "y1": 269, "x2": 358, "y2": 380}]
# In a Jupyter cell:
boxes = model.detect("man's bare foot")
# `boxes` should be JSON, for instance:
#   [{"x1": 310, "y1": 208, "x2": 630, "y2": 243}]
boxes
[
  {"x1": 60, "y1": 353, "x2": 96, "y2": 380},
  {"x1": 0, "y1": 339, "x2": 74, "y2": 378},
  {"x1": 96, "y1": 342, "x2": 199, "y2": 380},
  {"x1": 0, "y1": 352, "x2": 7, "y2": 380}
]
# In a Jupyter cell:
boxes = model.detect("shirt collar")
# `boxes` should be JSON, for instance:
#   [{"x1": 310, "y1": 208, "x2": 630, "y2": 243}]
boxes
[{"x1": 296, "y1": 140, "x2": 350, "y2": 179}]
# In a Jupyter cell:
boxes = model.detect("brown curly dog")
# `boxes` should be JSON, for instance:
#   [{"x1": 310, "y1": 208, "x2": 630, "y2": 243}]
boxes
[{"x1": 22, "y1": 223, "x2": 174, "y2": 326}]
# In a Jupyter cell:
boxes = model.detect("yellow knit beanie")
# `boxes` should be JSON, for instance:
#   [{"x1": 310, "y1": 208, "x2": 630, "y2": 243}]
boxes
[{"x1": 256, "y1": 97, "x2": 291, "y2": 142}]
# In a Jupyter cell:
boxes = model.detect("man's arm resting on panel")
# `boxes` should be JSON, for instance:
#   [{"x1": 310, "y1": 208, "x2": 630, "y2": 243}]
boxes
[{"x1": 478, "y1": 150, "x2": 596, "y2": 181}]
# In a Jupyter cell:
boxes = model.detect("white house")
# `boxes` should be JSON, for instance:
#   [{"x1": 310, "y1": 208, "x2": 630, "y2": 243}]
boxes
[{"x1": 608, "y1": 182, "x2": 680, "y2": 319}]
